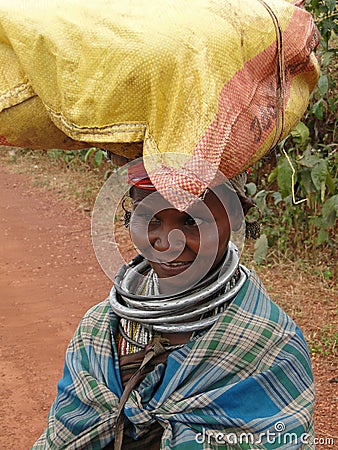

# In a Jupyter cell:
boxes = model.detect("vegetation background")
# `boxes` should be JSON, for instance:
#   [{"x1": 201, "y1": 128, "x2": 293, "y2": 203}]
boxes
[{"x1": 248, "y1": 0, "x2": 338, "y2": 271}]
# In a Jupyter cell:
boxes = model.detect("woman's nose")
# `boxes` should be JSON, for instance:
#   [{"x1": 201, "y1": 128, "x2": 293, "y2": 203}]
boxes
[{"x1": 152, "y1": 227, "x2": 186, "y2": 254}]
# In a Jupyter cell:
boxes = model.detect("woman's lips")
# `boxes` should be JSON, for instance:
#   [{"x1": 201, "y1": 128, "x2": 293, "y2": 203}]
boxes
[{"x1": 155, "y1": 260, "x2": 192, "y2": 276}]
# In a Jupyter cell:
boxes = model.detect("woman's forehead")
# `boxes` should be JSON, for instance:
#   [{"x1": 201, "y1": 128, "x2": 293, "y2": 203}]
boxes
[
  {"x1": 131, "y1": 187, "x2": 166, "y2": 206},
  {"x1": 131, "y1": 185, "x2": 231, "y2": 215}
]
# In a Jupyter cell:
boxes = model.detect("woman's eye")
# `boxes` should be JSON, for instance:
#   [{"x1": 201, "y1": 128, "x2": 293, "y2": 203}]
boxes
[
  {"x1": 149, "y1": 216, "x2": 160, "y2": 225},
  {"x1": 137, "y1": 214, "x2": 158, "y2": 223},
  {"x1": 185, "y1": 216, "x2": 204, "y2": 227},
  {"x1": 132, "y1": 212, "x2": 158, "y2": 223}
]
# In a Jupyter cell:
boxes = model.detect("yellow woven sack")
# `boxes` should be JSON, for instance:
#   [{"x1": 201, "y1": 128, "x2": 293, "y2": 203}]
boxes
[{"x1": 0, "y1": 0, "x2": 319, "y2": 208}]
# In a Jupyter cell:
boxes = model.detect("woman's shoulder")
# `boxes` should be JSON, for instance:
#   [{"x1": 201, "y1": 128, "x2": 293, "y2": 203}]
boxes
[
  {"x1": 72, "y1": 298, "x2": 113, "y2": 343},
  {"x1": 241, "y1": 266, "x2": 270, "y2": 297},
  {"x1": 237, "y1": 266, "x2": 302, "y2": 335},
  {"x1": 82, "y1": 297, "x2": 111, "y2": 321},
  {"x1": 225, "y1": 267, "x2": 312, "y2": 365},
  {"x1": 240, "y1": 266, "x2": 283, "y2": 306}
]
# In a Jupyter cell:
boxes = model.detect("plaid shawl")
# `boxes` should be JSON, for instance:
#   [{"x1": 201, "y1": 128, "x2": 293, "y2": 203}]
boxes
[{"x1": 32, "y1": 271, "x2": 315, "y2": 449}]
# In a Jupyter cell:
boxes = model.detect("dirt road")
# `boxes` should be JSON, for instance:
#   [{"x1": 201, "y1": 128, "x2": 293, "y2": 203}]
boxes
[
  {"x1": 0, "y1": 164, "x2": 111, "y2": 449},
  {"x1": 0, "y1": 162, "x2": 336, "y2": 449}
]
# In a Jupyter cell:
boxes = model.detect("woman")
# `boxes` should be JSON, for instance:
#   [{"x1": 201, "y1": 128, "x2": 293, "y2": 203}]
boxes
[{"x1": 32, "y1": 160, "x2": 315, "y2": 449}]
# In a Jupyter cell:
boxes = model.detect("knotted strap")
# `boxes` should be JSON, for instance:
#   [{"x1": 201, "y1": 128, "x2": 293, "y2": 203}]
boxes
[{"x1": 114, "y1": 336, "x2": 168, "y2": 450}]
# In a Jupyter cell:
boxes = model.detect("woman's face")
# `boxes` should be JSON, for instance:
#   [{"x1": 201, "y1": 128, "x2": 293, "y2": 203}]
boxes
[{"x1": 129, "y1": 186, "x2": 233, "y2": 293}]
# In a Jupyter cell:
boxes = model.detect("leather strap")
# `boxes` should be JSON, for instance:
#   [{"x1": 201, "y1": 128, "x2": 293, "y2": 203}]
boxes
[{"x1": 114, "y1": 336, "x2": 168, "y2": 450}]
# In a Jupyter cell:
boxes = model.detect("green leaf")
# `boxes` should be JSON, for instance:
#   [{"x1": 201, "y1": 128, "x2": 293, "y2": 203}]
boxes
[
  {"x1": 317, "y1": 229, "x2": 329, "y2": 246},
  {"x1": 319, "y1": 3, "x2": 328, "y2": 13},
  {"x1": 277, "y1": 156, "x2": 294, "y2": 198},
  {"x1": 301, "y1": 168, "x2": 315, "y2": 195},
  {"x1": 325, "y1": 172, "x2": 336, "y2": 195},
  {"x1": 94, "y1": 150, "x2": 103, "y2": 166},
  {"x1": 272, "y1": 191, "x2": 282, "y2": 205},
  {"x1": 298, "y1": 148, "x2": 320, "y2": 168},
  {"x1": 311, "y1": 159, "x2": 328, "y2": 193},
  {"x1": 328, "y1": 98, "x2": 336, "y2": 112},
  {"x1": 291, "y1": 122, "x2": 310, "y2": 144},
  {"x1": 255, "y1": 190, "x2": 268, "y2": 212},
  {"x1": 323, "y1": 269, "x2": 333, "y2": 280},
  {"x1": 325, "y1": 0, "x2": 336, "y2": 12},
  {"x1": 267, "y1": 166, "x2": 278, "y2": 183},
  {"x1": 321, "y1": 51, "x2": 334, "y2": 67},
  {"x1": 245, "y1": 182, "x2": 257, "y2": 196},
  {"x1": 322, "y1": 194, "x2": 338, "y2": 228},
  {"x1": 84, "y1": 147, "x2": 96, "y2": 162},
  {"x1": 318, "y1": 75, "x2": 329, "y2": 96},
  {"x1": 253, "y1": 234, "x2": 268, "y2": 264},
  {"x1": 312, "y1": 99, "x2": 324, "y2": 120}
]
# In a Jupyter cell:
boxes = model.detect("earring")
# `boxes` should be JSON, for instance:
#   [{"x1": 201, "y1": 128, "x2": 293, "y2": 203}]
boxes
[
  {"x1": 122, "y1": 198, "x2": 131, "y2": 228},
  {"x1": 245, "y1": 205, "x2": 262, "y2": 239}
]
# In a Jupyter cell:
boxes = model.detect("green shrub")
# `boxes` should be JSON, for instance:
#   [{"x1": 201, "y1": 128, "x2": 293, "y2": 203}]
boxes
[{"x1": 248, "y1": 0, "x2": 337, "y2": 261}]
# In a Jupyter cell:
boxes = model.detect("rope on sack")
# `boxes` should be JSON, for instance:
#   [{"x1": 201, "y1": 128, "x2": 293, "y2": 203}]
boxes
[
  {"x1": 257, "y1": 0, "x2": 306, "y2": 204},
  {"x1": 257, "y1": 0, "x2": 286, "y2": 146}
]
